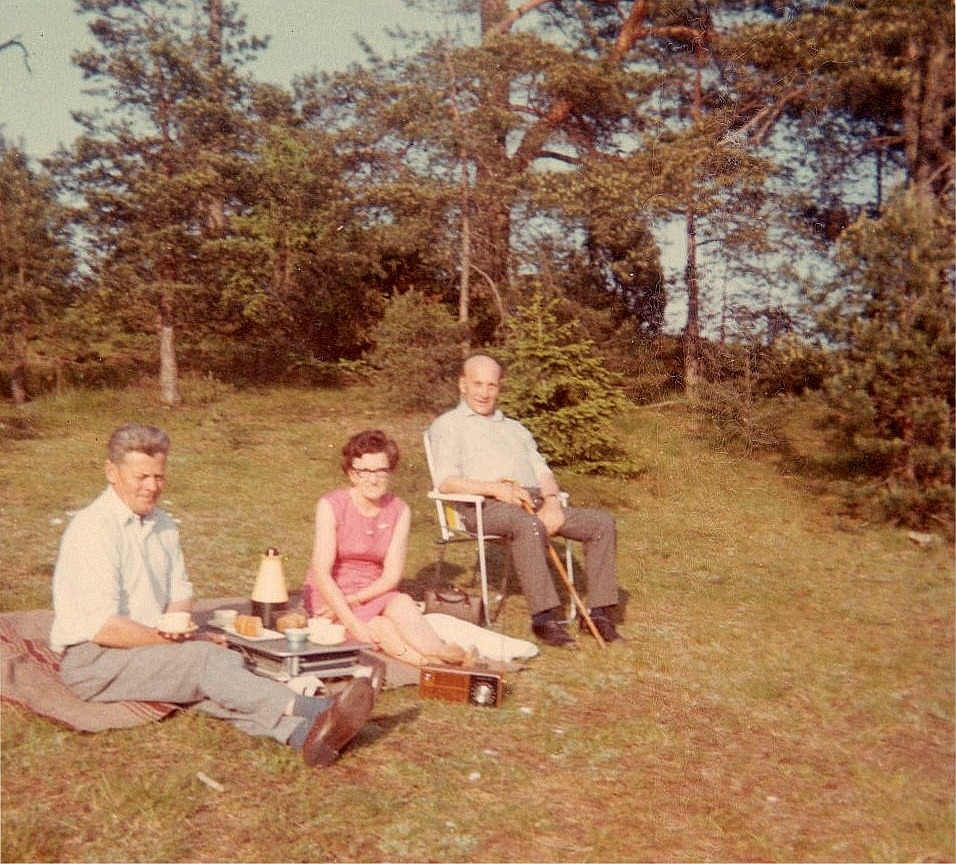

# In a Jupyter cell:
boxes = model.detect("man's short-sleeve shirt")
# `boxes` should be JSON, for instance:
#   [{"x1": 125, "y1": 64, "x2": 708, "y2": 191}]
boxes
[
  {"x1": 49, "y1": 485, "x2": 193, "y2": 652},
  {"x1": 428, "y1": 400, "x2": 551, "y2": 489}
]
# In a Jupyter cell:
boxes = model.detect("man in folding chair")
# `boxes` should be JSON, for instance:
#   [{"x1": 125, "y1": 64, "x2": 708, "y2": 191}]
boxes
[{"x1": 427, "y1": 354, "x2": 624, "y2": 647}]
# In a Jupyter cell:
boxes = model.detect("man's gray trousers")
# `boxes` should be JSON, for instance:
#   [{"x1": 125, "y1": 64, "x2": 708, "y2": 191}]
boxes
[
  {"x1": 59, "y1": 640, "x2": 325, "y2": 743},
  {"x1": 460, "y1": 500, "x2": 619, "y2": 617}
]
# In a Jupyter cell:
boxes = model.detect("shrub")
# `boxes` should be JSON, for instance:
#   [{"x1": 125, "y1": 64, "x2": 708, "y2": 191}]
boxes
[
  {"x1": 498, "y1": 293, "x2": 642, "y2": 476},
  {"x1": 363, "y1": 290, "x2": 466, "y2": 411},
  {"x1": 810, "y1": 188, "x2": 954, "y2": 525}
]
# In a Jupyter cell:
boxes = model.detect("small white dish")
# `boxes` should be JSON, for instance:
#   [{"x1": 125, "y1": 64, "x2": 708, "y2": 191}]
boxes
[
  {"x1": 284, "y1": 627, "x2": 309, "y2": 648},
  {"x1": 158, "y1": 611, "x2": 194, "y2": 634},
  {"x1": 159, "y1": 622, "x2": 198, "y2": 636},
  {"x1": 211, "y1": 609, "x2": 238, "y2": 628},
  {"x1": 309, "y1": 623, "x2": 347, "y2": 646}
]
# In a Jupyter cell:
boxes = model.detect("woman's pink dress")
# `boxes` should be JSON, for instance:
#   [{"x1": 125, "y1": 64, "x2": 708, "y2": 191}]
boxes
[{"x1": 302, "y1": 488, "x2": 408, "y2": 621}]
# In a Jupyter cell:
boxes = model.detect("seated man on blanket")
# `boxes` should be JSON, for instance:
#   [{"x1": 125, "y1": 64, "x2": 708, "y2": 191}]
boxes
[{"x1": 49, "y1": 423, "x2": 375, "y2": 768}]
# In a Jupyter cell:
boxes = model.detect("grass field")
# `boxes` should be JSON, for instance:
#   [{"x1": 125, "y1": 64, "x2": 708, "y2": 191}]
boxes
[{"x1": 1, "y1": 382, "x2": 953, "y2": 863}]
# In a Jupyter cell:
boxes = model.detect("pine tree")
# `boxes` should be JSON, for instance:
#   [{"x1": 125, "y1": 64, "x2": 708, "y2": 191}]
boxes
[
  {"x1": 0, "y1": 140, "x2": 75, "y2": 402},
  {"x1": 498, "y1": 292, "x2": 639, "y2": 475},
  {"x1": 53, "y1": 0, "x2": 263, "y2": 404},
  {"x1": 364, "y1": 290, "x2": 466, "y2": 411},
  {"x1": 813, "y1": 188, "x2": 955, "y2": 525}
]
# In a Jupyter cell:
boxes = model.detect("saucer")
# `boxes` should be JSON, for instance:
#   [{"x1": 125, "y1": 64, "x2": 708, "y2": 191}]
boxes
[
  {"x1": 159, "y1": 622, "x2": 199, "y2": 636},
  {"x1": 308, "y1": 634, "x2": 346, "y2": 646}
]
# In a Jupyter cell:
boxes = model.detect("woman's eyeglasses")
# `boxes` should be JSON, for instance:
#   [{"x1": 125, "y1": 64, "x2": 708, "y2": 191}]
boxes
[{"x1": 351, "y1": 467, "x2": 392, "y2": 479}]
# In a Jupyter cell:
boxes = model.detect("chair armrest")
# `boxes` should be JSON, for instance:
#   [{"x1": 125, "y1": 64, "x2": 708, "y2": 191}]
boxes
[
  {"x1": 429, "y1": 490, "x2": 569, "y2": 506},
  {"x1": 428, "y1": 491, "x2": 486, "y2": 505}
]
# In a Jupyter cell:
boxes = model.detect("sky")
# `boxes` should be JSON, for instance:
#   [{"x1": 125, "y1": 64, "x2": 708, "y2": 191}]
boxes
[
  {"x1": 0, "y1": 0, "x2": 690, "y2": 327},
  {"x1": 0, "y1": 0, "x2": 442, "y2": 159}
]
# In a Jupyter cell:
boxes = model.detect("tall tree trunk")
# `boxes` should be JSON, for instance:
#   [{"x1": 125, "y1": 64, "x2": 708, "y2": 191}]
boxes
[
  {"x1": 158, "y1": 277, "x2": 181, "y2": 407},
  {"x1": 903, "y1": 32, "x2": 954, "y2": 198},
  {"x1": 203, "y1": 0, "x2": 227, "y2": 235},
  {"x1": 9, "y1": 336, "x2": 29, "y2": 404},
  {"x1": 9, "y1": 260, "x2": 29, "y2": 404},
  {"x1": 472, "y1": 0, "x2": 513, "y2": 324},
  {"x1": 683, "y1": 209, "x2": 700, "y2": 399},
  {"x1": 459, "y1": 179, "x2": 473, "y2": 356},
  {"x1": 443, "y1": 44, "x2": 472, "y2": 355},
  {"x1": 159, "y1": 295, "x2": 182, "y2": 407},
  {"x1": 682, "y1": 41, "x2": 706, "y2": 401}
]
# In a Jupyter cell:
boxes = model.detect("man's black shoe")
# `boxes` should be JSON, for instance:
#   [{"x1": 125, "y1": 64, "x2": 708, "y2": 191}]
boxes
[
  {"x1": 581, "y1": 614, "x2": 623, "y2": 643},
  {"x1": 532, "y1": 619, "x2": 577, "y2": 648}
]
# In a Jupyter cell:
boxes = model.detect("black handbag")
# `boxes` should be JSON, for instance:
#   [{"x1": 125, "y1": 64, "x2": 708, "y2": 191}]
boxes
[{"x1": 423, "y1": 586, "x2": 484, "y2": 625}]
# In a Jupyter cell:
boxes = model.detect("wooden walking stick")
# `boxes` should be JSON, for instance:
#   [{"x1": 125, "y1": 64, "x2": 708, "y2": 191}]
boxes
[{"x1": 518, "y1": 496, "x2": 606, "y2": 648}]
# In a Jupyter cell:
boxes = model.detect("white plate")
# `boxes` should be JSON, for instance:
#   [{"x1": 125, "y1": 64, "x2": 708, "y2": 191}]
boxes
[
  {"x1": 159, "y1": 622, "x2": 199, "y2": 636},
  {"x1": 211, "y1": 622, "x2": 283, "y2": 641},
  {"x1": 308, "y1": 635, "x2": 347, "y2": 647}
]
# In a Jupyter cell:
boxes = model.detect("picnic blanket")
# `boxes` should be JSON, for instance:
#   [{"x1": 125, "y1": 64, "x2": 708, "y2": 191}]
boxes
[
  {"x1": 1, "y1": 601, "x2": 537, "y2": 732},
  {"x1": 0, "y1": 598, "x2": 261, "y2": 731},
  {"x1": 1, "y1": 608, "x2": 179, "y2": 731}
]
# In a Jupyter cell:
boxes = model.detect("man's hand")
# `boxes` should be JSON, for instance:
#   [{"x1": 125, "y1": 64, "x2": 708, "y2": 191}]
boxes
[
  {"x1": 491, "y1": 480, "x2": 534, "y2": 508},
  {"x1": 536, "y1": 496, "x2": 566, "y2": 536}
]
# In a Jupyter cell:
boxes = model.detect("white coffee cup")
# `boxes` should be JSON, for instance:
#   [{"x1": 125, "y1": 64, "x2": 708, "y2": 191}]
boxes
[
  {"x1": 158, "y1": 611, "x2": 192, "y2": 633},
  {"x1": 307, "y1": 616, "x2": 331, "y2": 636},
  {"x1": 212, "y1": 608, "x2": 238, "y2": 628}
]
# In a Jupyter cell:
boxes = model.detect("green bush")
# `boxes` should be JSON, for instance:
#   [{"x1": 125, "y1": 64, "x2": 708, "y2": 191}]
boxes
[
  {"x1": 810, "y1": 188, "x2": 955, "y2": 525},
  {"x1": 363, "y1": 290, "x2": 467, "y2": 411},
  {"x1": 499, "y1": 293, "x2": 642, "y2": 476},
  {"x1": 754, "y1": 335, "x2": 830, "y2": 396}
]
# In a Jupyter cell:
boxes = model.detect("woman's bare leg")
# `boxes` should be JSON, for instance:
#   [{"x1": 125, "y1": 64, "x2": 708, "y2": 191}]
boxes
[
  {"x1": 366, "y1": 616, "x2": 431, "y2": 666},
  {"x1": 381, "y1": 595, "x2": 467, "y2": 665}
]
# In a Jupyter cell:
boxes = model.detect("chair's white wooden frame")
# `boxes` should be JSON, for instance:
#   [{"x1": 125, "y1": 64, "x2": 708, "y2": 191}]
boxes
[{"x1": 422, "y1": 429, "x2": 575, "y2": 627}]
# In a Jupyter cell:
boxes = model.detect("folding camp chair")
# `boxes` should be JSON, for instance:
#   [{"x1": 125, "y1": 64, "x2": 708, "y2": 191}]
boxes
[{"x1": 422, "y1": 429, "x2": 575, "y2": 627}]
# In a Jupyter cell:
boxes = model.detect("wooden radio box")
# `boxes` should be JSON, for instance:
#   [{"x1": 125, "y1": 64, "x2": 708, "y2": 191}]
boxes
[{"x1": 419, "y1": 666, "x2": 504, "y2": 708}]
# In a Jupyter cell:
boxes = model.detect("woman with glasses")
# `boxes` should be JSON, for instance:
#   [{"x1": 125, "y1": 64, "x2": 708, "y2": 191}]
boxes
[{"x1": 302, "y1": 429, "x2": 469, "y2": 667}]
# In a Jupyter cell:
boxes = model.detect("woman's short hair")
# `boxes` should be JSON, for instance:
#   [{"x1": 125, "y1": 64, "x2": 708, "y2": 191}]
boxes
[
  {"x1": 107, "y1": 424, "x2": 170, "y2": 464},
  {"x1": 341, "y1": 429, "x2": 400, "y2": 473}
]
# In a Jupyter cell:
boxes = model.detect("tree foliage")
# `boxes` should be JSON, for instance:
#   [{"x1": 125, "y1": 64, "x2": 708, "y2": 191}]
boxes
[
  {"x1": 51, "y1": 0, "x2": 266, "y2": 404},
  {"x1": 812, "y1": 188, "x2": 954, "y2": 525},
  {"x1": 498, "y1": 292, "x2": 640, "y2": 475},
  {"x1": 737, "y1": 0, "x2": 953, "y2": 197},
  {"x1": 363, "y1": 289, "x2": 466, "y2": 412},
  {"x1": 0, "y1": 139, "x2": 75, "y2": 402}
]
